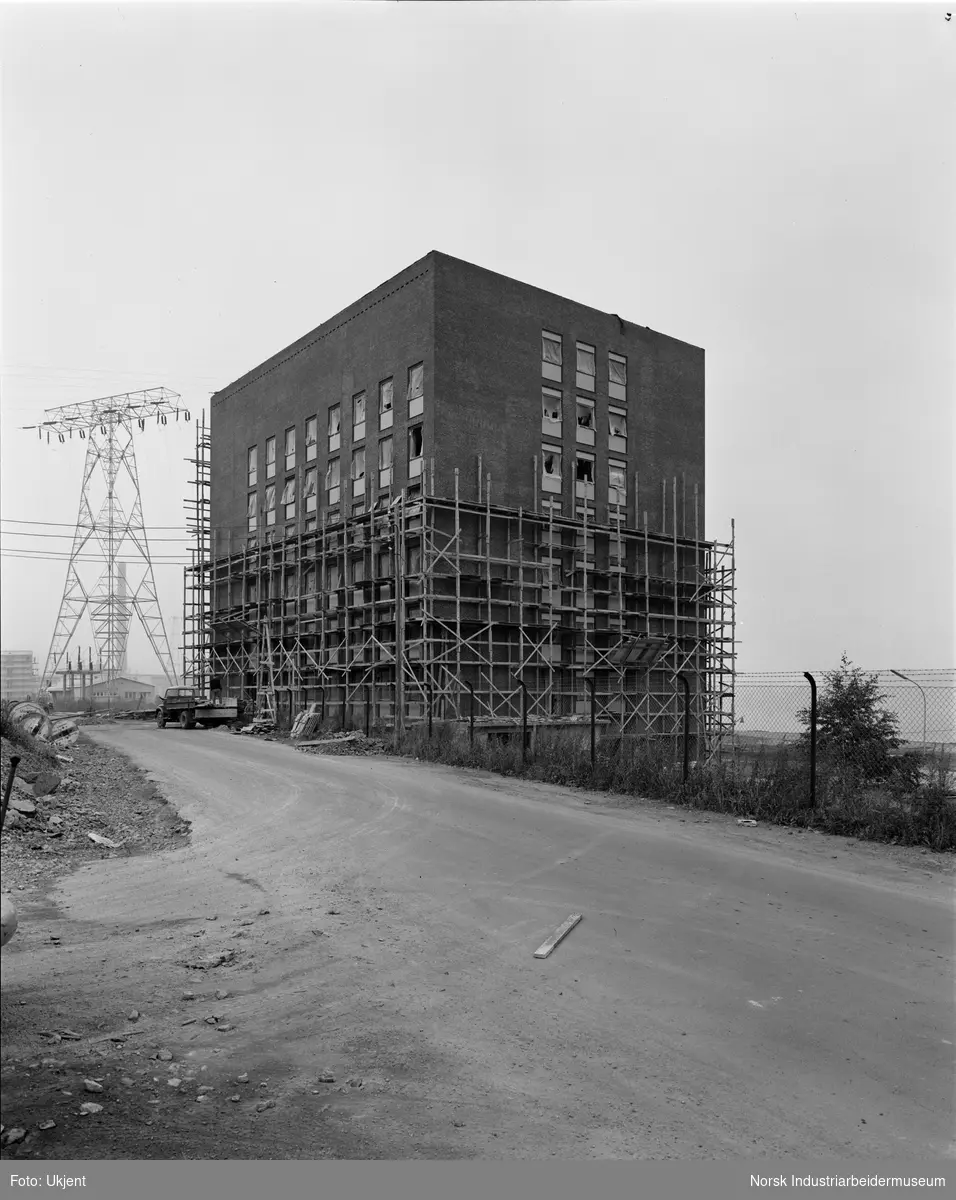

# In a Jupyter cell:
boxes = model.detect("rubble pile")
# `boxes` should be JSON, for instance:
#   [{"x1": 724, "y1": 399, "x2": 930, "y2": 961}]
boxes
[
  {"x1": 294, "y1": 730, "x2": 387, "y2": 757},
  {"x1": 1, "y1": 735, "x2": 188, "y2": 885}
]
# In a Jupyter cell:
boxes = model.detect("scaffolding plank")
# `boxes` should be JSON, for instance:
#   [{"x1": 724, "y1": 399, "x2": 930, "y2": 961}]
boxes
[{"x1": 533, "y1": 913, "x2": 582, "y2": 959}]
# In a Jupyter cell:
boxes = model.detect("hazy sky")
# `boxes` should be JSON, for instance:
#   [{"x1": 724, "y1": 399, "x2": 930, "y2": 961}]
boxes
[{"x1": 1, "y1": 2, "x2": 953, "y2": 679}]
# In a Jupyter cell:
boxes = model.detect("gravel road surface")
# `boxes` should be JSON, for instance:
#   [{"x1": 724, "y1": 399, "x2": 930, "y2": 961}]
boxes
[{"x1": 2, "y1": 725, "x2": 952, "y2": 1160}]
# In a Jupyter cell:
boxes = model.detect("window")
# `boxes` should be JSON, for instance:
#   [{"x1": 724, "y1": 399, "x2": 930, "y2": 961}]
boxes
[
  {"x1": 282, "y1": 478, "x2": 296, "y2": 521},
  {"x1": 304, "y1": 567, "x2": 317, "y2": 595},
  {"x1": 407, "y1": 363, "x2": 424, "y2": 417},
  {"x1": 609, "y1": 407, "x2": 627, "y2": 452},
  {"x1": 542, "y1": 331, "x2": 562, "y2": 382},
  {"x1": 576, "y1": 343, "x2": 596, "y2": 391},
  {"x1": 542, "y1": 387, "x2": 562, "y2": 434},
  {"x1": 247, "y1": 492, "x2": 257, "y2": 533},
  {"x1": 304, "y1": 467, "x2": 318, "y2": 514},
  {"x1": 284, "y1": 427, "x2": 296, "y2": 471},
  {"x1": 379, "y1": 435, "x2": 393, "y2": 488},
  {"x1": 325, "y1": 457, "x2": 341, "y2": 505},
  {"x1": 576, "y1": 398, "x2": 595, "y2": 445},
  {"x1": 265, "y1": 436, "x2": 276, "y2": 480},
  {"x1": 265, "y1": 483, "x2": 276, "y2": 526},
  {"x1": 247, "y1": 447, "x2": 257, "y2": 487},
  {"x1": 328, "y1": 405, "x2": 341, "y2": 452},
  {"x1": 609, "y1": 352, "x2": 627, "y2": 402},
  {"x1": 408, "y1": 425, "x2": 423, "y2": 477},
  {"x1": 305, "y1": 416, "x2": 317, "y2": 462},
  {"x1": 609, "y1": 462, "x2": 627, "y2": 506},
  {"x1": 351, "y1": 447, "x2": 366, "y2": 497},
  {"x1": 379, "y1": 378, "x2": 394, "y2": 430},
  {"x1": 352, "y1": 392, "x2": 366, "y2": 441},
  {"x1": 575, "y1": 454, "x2": 594, "y2": 498},
  {"x1": 541, "y1": 445, "x2": 562, "y2": 493}
]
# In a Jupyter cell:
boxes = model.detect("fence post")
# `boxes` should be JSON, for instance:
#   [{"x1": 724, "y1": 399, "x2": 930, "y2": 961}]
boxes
[
  {"x1": 676, "y1": 673, "x2": 690, "y2": 784},
  {"x1": 513, "y1": 675, "x2": 529, "y2": 767},
  {"x1": 364, "y1": 685, "x2": 371, "y2": 738},
  {"x1": 804, "y1": 671, "x2": 817, "y2": 808},
  {"x1": 466, "y1": 682, "x2": 475, "y2": 748},
  {"x1": 586, "y1": 675, "x2": 596, "y2": 769},
  {"x1": 318, "y1": 686, "x2": 326, "y2": 725}
]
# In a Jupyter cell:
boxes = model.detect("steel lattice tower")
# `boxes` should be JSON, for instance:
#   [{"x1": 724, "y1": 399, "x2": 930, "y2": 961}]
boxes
[{"x1": 26, "y1": 388, "x2": 187, "y2": 692}]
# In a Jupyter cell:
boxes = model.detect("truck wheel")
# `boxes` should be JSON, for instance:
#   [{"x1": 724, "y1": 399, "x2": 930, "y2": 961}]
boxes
[
  {"x1": 156, "y1": 710, "x2": 166, "y2": 729},
  {"x1": 185, "y1": 711, "x2": 197, "y2": 730},
  {"x1": 179, "y1": 710, "x2": 190, "y2": 730}
]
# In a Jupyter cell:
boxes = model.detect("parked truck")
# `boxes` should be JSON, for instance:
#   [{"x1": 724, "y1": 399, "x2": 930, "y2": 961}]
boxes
[{"x1": 156, "y1": 685, "x2": 243, "y2": 730}]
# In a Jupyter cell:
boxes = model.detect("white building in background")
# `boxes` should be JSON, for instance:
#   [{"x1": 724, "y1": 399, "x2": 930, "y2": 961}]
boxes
[{"x1": 1, "y1": 651, "x2": 40, "y2": 701}]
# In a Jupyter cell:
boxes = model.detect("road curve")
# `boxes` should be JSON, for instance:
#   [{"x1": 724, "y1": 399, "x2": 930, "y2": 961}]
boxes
[{"x1": 37, "y1": 727, "x2": 956, "y2": 1158}]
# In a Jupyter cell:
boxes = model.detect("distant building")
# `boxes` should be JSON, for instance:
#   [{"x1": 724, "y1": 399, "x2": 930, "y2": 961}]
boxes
[
  {"x1": 89, "y1": 676, "x2": 158, "y2": 704},
  {"x1": 1, "y1": 651, "x2": 40, "y2": 701}
]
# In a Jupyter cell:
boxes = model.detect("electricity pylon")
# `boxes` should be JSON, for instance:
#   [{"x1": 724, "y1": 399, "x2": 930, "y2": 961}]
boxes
[{"x1": 25, "y1": 388, "x2": 188, "y2": 693}]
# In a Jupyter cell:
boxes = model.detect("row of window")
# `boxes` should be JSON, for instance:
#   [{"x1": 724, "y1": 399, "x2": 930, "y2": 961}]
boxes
[
  {"x1": 541, "y1": 446, "x2": 628, "y2": 506},
  {"x1": 247, "y1": 364, "x2": 424, "y2": 487},
  {"x1": 248, "y1": 427, "x2": 424, "y2": 531},
  {"x1": 542, "y1": 333, "x2": 627, "y2": 401},
  {"x1": 541, "y1": 387, "x2": 627, "y2": 451}
]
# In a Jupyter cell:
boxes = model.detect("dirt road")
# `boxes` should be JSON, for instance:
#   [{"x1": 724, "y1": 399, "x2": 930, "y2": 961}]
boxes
[{"x1": 2, "y1": 726, "x2": 953, "y2": 1159}]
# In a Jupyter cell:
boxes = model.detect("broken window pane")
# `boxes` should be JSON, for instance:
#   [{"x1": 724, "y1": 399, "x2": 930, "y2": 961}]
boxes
[
  {"x1": 351, "y1": 448, "x2": 366, "y2": 479},
  {"x1": 609, "y1": 410, "x2": 627, "y2": 438},
  {"x1": 542, "y1": 450, "x2": 561, "y2": 476},
  {"x1": 266, "y1": 436, "x2": 276, "y2": 479},
  {"x1": 281, "y1": 480, "x2": 295, "y2": 505},
  {"x1": 576, "y1": 344, "x2": 595, "y2": 379},
  {"x1": 265, "y1": 484, "x2": 276, "y2": 510},
  {"x1": 328, "y1": 406, "x2": 341, "y2": 436},
  {"x1": 305, "y1": 417, "x2": 317, "y2": 460},
  {"x1": 409, "y1": 425, "x2": 423, "y2": 458},
  {"x1": 380, "y1": 379, "x2": 394, "y2": 413},
  {"x1": 353, "y1": 393, "x2": 366, "y2": 425},
  {"x1": 379, "y1": 436, "x2": 393, "y2": 469},
  {"x1": 576, "y1": 401, "x2": 594, "y2": 428},
  {"x1": 304, "y1": 468, "x2": 317, "y2": 498},
  {"x1": 609, "y1": 465, "x2": 626, "y2": 490},
  {"x1": 609, "y1": 354, "x2": 627, "y2": 386},
  {"x1": 326, "y1": 459, "x2": 340, "y2": 488},
  {"x1": 542, "y1": 389, "x2": 561, "y2": 422},
  {"x1": 575, "y1": 457, "x2": 594, "y2": 483},
  {"x1": 247, "y1": 447, "x2": 257, "y2": 486}
]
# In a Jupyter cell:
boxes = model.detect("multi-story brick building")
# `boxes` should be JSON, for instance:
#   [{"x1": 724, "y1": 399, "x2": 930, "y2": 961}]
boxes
[{"x1": 198, "y1": 252, "x2": 734, "y2": 744}]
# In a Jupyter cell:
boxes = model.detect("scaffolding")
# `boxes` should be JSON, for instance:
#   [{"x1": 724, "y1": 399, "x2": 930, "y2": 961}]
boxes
[
  {"x1": 182, "y1": 412, "x2": 211, "y2": 690},
  {"x1": 193, "y1": 464, "x2": 736, "y2": 756}
]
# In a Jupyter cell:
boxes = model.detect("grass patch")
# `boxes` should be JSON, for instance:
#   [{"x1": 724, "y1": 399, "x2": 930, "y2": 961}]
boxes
[{"x1": 395, "y1": 723, "x2": 955, "y2": 852}]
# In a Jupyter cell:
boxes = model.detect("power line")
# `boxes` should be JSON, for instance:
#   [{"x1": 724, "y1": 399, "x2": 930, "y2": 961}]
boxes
[
  {"x1": 2, "y1": 518, "x2": 189, "y2": 531},
  {"x1": 1, "y1": 530, "x2": 192, "y2": 542}
]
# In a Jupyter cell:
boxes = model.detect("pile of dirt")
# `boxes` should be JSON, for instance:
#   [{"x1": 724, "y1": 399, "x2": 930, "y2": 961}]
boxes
[{"x1": 1, "y1": 734, "x2": 189, "y2": 892}]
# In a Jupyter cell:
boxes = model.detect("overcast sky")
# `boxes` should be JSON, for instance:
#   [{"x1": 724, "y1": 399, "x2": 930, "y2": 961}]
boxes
[{"x1": 1, "y1": 1, "x2": 953, "y2": 681}]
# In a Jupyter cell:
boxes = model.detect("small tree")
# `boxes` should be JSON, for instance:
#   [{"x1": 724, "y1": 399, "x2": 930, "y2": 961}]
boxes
[{"x1": 799, "y1": 655, "x2": 903, "y2": 782}]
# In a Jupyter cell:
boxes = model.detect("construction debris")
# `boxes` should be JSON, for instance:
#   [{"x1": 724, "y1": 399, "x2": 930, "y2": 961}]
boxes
[
  {"x1": 87, "y1": 831, "x2": 123, "y2": 849},
  {"x1": 296, "y1": 731, "x2": 386, "y2": 756},
  {"x1": 291, "y1": 704, "x2": 324, "y2": 741},
  {"x1": 533, "y1": 913, "x2": 583, "y2": 960},
  {"x1": 239, "y1": 719, "x2": 276, "y2": 736}
]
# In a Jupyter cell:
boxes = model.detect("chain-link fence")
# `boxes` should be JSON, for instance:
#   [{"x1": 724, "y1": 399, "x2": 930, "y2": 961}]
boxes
[{"x1": 733, "y1": 669, "x2": 955, "y2": 788}]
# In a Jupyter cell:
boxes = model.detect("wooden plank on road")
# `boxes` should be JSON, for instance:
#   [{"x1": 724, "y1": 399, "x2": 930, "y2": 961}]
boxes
[{"x1": 533, "y1": 913, "x2": 582, "y2": 959}]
